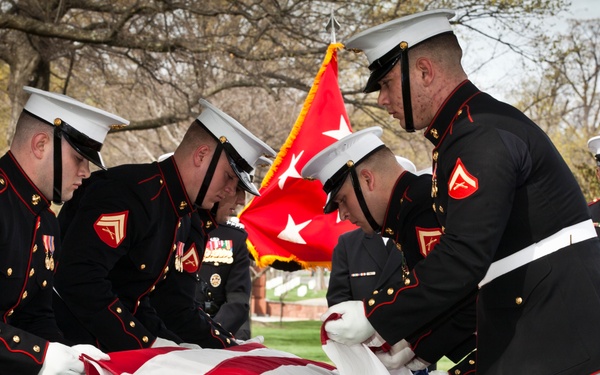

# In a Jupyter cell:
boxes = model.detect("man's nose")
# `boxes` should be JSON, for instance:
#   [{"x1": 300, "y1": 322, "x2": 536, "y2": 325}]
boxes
[
  {"x1": 377, "y1": 90, "x2": 388, "y2": 107},
  {"x1": 80, "y1": 160, "x2": 91, "y2": 179}
]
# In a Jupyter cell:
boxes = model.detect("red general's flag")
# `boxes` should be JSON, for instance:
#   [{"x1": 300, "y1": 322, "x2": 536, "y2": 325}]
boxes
[{"x1": 239, "y1": 43, "x2": 358, "y2": 270}]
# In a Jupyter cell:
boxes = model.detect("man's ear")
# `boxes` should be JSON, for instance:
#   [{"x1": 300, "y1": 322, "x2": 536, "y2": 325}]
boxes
[
  {"x1": 31, "y1": 132, "x2": 50, "y2": 160},
  {"x1": 415, "y1": 56, "x2": 434, "y2": 86},
  {"x1": 360, "y1": 168, "x2": 376, "y2": 192},
  {"x1": 193, "y1": 144, "x2": 211, "y2": 167}
]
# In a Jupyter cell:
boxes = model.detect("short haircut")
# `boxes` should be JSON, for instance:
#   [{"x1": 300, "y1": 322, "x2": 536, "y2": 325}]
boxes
[
  {"x1": 176, "y1": 120, "x2": 217, "y2": 155},
  {"x1": 411, "y1": 33, "x2": 463, "y2": 70},
  {"x1": 359, "y1": 146, "x2": 396, "y2": 173},
  {"x1": 11, "y1": 111, "x2": 50, "y2": 148}
]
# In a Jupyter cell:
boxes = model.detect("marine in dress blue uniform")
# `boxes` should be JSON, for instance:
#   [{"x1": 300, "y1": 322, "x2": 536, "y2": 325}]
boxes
[
  {"x1": 149, "y1": 107, "x2": 274, "y2": 349},
  {"x1": 303, "y1": 129, "x2": 476, "y2": 373},
  {"x1": 54, "y1": 99, "x2": 275, "y2": 352},
  {"x1": 141, "y1": 155, "x2": 239, "y2": 348},
  {"x1": 0, "y1": 152, "x2": 61, "y2": 374},
  {"x1": 197, "y1": 218, "x2": 252, "y2": 339},
  {"x1": 0, "y1": 86, "x2": 126, "y2": 374},
  {"x1": 54, "y1": 156, "x2": 198, "y2": 351},
  {"x1": 323, "y1": 9, "x2": 600, "y2": 374},
  {"x1": 327, "y1": 230, "x2": 397, "y2": 307}
]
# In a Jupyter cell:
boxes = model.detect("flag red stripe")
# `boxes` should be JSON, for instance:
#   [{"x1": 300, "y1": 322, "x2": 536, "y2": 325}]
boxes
[{"x1": 205, "y1": 356, "x2": 336, "y2": 374}]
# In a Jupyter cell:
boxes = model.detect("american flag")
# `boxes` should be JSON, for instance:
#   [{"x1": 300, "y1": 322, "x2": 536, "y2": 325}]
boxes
[{"x1": 83, "y1": 343, "x2": 337, "y2": 375}]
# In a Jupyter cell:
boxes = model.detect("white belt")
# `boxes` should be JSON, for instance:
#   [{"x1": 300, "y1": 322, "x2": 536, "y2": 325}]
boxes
[{"x1": 478, "y1": 219, "x2": 596, "y2": 288}]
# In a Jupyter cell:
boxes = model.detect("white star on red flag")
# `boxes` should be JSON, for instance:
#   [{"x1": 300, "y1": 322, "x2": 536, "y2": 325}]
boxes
[
  {"x1": 277, "y1": 151, "x2": 304, "y2": 190},
  {"x1": 277, "y1": 214, "x2": 312, "y2": 244},
  {"x1": 323, "y1": 115, "x2": 352, "y2": 140}
]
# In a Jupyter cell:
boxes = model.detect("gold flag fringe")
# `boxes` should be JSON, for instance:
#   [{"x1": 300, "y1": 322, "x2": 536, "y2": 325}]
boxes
[{"x1": 260, "y1": 42, "x2": 344, "y2": 189}]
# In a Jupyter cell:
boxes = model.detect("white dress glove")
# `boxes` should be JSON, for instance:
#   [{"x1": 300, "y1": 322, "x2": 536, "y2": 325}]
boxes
[
  {"x1": 151, "y1": 337, "x2": 179, "y2": 348},
  {"x1": 363, "y1": 331, "x2": 386, "y2": 348},
  {"x1": 321, "y1": 300, "x2": 375, "y2": 346},
  {"x1": 405, "y1": 356, "x2": 430, "y2": 371},
  {"x1": 375, "y1": 339, "x2": 414, "y2": 370},
  {"x1": 39, "y1": 342, "x2": 107, "y2": 375},
  {"x1": 235, "y1": 335, "x2": 264, "y2": 345},
  {"x1": 71, "y1": 344, "x2": 110, "y2": 361}
]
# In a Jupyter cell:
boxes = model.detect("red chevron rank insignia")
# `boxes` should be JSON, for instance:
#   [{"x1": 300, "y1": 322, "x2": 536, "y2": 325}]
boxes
[
  {"x1": 94, "y1": 211, "x2": 128, "y2": 248},
  {"x1": 448, "y1": 158, "x2": 478, "y2": 199},
  {"x1": 182, "y1": 244, "x2": 199, "y2": 273},
  {"x1": 416, "y1": 227, "x2": 442, "y2": 257}
]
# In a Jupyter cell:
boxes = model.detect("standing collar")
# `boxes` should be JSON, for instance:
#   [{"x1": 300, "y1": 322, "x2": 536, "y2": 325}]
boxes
[
  {"x1": 157, "y1": 157, "x2": 194, "y2": 217},
  {"x1": 0, "y1": 152, "x2": 51, "y2": 216},
  {"x1": 196, "y1": 208, "x2": 218, "y2": 237},
  {"x1": 380, "y1": 171, "x2": 418, "y2": 238},
  {"x1": 424, "y1": 80, "x2": 481, "y2": 147}
]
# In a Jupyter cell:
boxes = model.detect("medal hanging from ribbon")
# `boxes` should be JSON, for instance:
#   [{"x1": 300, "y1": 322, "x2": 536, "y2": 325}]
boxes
[
  {"x1": 174, "y1": 241, "x2": 184, "y2": 272},
  {"x1": 42, "y1": 235, "x2": 55, "y2": 271},
  {"x1": 395, "y1": 241, "x2": 411, "y2": 285}
]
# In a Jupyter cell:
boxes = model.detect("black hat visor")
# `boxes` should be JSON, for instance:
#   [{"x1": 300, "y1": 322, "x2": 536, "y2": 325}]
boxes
[
  {"x1": 323, "y1": 168, "x2": 351, "y2": 214},
  {"x1": 59, "y1": 122, "x2": 105, "y2": 170},
  {"x1": 222, "y1": 141, "x2": 260, "y2": 196},
  {"x1": 364, "y1": 45, "x2": 402, "y2": 93}
]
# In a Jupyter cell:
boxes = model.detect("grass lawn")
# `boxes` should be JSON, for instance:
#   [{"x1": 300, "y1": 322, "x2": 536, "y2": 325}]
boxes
[
  {"x1": 253, "y1": 320, "x2": 332, "y2": 364},
  {"x1": 252, "y1": 319, "x2": 455, "y2": 371}
]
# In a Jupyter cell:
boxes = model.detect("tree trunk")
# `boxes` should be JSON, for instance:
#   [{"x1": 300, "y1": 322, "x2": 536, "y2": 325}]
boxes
[{"x1": 4, "y1": 31, "x2": 42, "y2": 148}]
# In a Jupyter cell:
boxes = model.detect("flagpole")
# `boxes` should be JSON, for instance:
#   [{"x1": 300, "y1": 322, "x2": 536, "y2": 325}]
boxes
[{"x1": 325, "y1": 7, "x2": 340, "y2": 44}]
